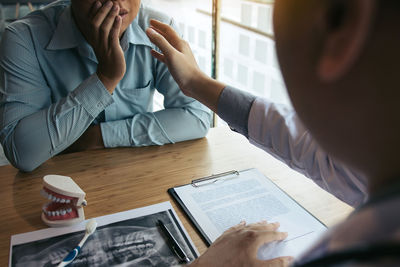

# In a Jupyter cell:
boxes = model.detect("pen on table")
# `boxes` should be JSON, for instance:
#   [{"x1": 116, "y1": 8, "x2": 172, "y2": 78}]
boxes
[{"x1": 157, "y1": 219, "x2": 191, "y2": 264}]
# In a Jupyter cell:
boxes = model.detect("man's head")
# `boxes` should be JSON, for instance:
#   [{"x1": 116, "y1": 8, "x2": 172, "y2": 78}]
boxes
[
  {"x1": 71, "y1": 0, "x2": 141, "y2": 38},
  {"x1": 273, "y1": 0, "x2": 400, "y2": 186}
]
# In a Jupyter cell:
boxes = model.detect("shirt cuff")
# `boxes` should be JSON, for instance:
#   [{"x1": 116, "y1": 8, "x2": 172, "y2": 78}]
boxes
[
  {"x1": 100, "y1": 120, "x2": 131, "y2": 148},
  {"x1": 71, "y1": 73, "x2": 114, "y2": 118},
  {"x1": 217, "y1": 86, "x2": 256, "y2": 137}
]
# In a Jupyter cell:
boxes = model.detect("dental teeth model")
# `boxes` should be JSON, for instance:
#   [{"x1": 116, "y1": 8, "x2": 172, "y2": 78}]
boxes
[{"x1": 40, "y1": 175, "x2": 87, "y2": 227}]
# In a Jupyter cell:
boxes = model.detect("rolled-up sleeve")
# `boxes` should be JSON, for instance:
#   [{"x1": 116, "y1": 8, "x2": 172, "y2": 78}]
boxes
[{"x1": 0, "y1": 25, "x2": 113, "y2": 171}]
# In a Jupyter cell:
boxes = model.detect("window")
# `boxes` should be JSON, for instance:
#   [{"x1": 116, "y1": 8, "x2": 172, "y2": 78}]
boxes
[
  {"x1": 142, "y1": 0, "x2": 289, "y2": 125},
  {"x1": 0, "y1": 1, "x2": 51, "y2": 39},
  {"x1": 216, "y1": 0, "x2": 290, "y2": 126},
  {"x1": 142, "y1": 0, "x2": 213, "y2": 112}
]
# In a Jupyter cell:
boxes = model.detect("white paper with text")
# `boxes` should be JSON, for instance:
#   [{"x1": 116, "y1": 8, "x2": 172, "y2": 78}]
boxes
[{"x1": 174, "y1": 169, "x2": 327, "y2": 260}]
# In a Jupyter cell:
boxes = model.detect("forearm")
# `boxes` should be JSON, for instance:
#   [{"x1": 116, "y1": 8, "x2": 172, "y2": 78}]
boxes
[
  {"x1": 1, "y1": 74, "x2": 113, "y2": 171},
  {"x1": 247, "y1": 98, "x2": 368, "y2": 207},
  {"x1": 2, "y1": 109, "x2": 52, "y2": 172},
  {"x1": 3, "y1": 107, "x2": 94, "y2": 171},
  {"x1": 216, "y1": 86, "x2": 368, "y2": 207},
  {"x1": 185, "y1": 72, "x2": 226, "y2": 113},
  {"x1": 62, "y1": 125, "x2": 104, "y2": 154},
  {"x1": 101, "y1": 105, "x2": 211, "y2": 147}
]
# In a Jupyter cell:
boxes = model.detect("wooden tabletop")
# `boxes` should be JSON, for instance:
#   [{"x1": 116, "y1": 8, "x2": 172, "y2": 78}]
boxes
[{"x1": 0, "y1": 126, "x2": 353, "y2": 266}]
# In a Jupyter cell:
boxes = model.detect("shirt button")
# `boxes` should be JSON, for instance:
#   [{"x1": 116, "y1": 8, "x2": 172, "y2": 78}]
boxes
[{"x1": 97, "y1": 103, "x2": 102, "y2": 108}]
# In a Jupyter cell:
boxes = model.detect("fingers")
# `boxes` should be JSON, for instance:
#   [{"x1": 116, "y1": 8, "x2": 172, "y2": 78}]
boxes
[
  {"x1": 149, "y1": 19, "x2": 182, "y2": 49},
  {"x1": 109, "y1": 15, "x2": 122, "y2": 50},
  {"x1": 226, "y1": 221, "x2": 287, "y2": 252},
  {"x1": 91, "y1": 1, "x2": 114, "y2": 29},
  {"x1": 223, "y1": 220, "x2": 246, "y2": 234},
  {"x1": 150, "y1": 49, "x2": 165, "y2": 63},
  {"x1": 225, "y1": 221, "x2": 280, "y2": 234},
  {"x1": 257, "y1": 231, "x2": 288, "y2": 244},
  {"x1": 88, "y1": 1, "x2": 120, "y2": 50},
  {"x1": 247, "y1": 222, "x2": 281, "y2": 233},
  {"x1": 146, "y1": 27, "x2": 176, "y2": 56},
  {"x1": 220, "y1": 221, "x2": 287, "y2": 251},
  {"x1": 101, "y1": 5, "x2": 120, "y2": 47},
  {"x1": 88, "y1": 0, "x2": 102, "y2": 19}
]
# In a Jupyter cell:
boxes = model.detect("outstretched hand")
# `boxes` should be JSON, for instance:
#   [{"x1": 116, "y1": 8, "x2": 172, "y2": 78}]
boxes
[
  {"x1": 146, "y1": 19, "x2": 226, "y2": 112},
  {"x1": 145, "y1": 19, "x2": 203, "y2": 98},
  {"x1": 190, "y1": 221, "x2": 293, "y2": 267}
]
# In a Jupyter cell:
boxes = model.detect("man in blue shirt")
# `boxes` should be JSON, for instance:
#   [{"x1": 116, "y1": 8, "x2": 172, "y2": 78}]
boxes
[{"x1": 0, "y1": 0, "x2": 211, "y2": 172}]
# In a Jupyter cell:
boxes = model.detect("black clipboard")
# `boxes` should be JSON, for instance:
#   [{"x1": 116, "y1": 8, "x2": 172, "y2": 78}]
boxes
[
  {"x1": 168, "y1": 168, "x2": 327, "y2": 247},
  {"x1": 168, "y1": 170, "x2": 240, "y2": 246}
]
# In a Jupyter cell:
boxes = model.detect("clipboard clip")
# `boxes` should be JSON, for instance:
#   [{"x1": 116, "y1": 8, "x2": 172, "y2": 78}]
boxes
[{"x1": 191, "y1": 170, "x2": 239, "y2": 188}]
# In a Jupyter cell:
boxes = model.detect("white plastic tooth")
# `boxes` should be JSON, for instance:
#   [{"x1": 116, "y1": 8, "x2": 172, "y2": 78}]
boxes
[
  {"x1": 61, "y1": 210, "x2": 66, "y2": 215},
  {"x1": 60, "y1": 199, "x2": 66, "y2": 203},
  {"x1": 47, "y1": 211, "x2": 51, "y2": 216},
  {"x1": 57, "y1": 198, "x2": 62, "y2": 203},
  {"x1": 67, "y1": 208, "x2": 72, "y2": 213},
  {"x1": 51, "y1": 211, "x2": 56, "y2": 216},
  {"x1": 65, "y1": 199, "x2": 71, "y2": 204},
  {"x1": 52, "y1": 196, "x2": 57, "y2": 202},
  {"x1": 55, "y1": 211, "x2": 60, "y2": 216},
  {"x1": 47, "y1": 194, "x2": 53, "y2": 200}
]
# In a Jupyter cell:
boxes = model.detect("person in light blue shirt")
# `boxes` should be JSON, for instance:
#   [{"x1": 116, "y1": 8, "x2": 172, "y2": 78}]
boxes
[{"x1": 0, "y1": 0, "x2": 211, "y2": 172}]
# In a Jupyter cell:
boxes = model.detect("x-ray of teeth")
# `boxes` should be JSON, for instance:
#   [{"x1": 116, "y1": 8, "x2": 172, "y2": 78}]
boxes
[{"x1": 11, "y1": 211, "x2": 196, "y2": 267}]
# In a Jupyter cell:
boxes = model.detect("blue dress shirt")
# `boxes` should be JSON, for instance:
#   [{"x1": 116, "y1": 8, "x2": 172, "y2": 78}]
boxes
[{"x1": 0, "y1": 0, "x2": 211, "y2": 171}]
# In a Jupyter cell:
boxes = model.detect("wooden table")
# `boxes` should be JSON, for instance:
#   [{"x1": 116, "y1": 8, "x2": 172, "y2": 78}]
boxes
[{"x1": 0, "y1": 127, "x2": 353, "y2": 266}]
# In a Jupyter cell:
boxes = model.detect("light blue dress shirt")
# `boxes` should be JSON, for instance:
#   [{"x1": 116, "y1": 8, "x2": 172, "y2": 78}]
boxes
[{"x1": 0, "y1": 0, "x2": 211, "y2": 172}]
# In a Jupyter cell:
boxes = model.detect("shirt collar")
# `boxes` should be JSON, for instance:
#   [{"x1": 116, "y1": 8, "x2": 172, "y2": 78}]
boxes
[
  {"x1": 46, "y1": 6, "x2": 82, "y2": 50},
  {"x1": 47, "y1": 5, "x2": 154, "y2": 52},
  {"x1": 123, "y1": 16, "x2": 154, "y2": 49}
]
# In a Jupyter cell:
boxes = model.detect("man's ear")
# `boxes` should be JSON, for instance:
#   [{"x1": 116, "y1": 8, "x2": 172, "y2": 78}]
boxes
[{"x1": 317, "y1": 0, "x2": 376, "y2": 82}]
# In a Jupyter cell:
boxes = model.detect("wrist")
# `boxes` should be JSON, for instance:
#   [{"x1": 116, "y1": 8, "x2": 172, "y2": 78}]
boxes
[
  {"x1": 185, "y1": 71, "x2": 208, "y2": 94},
  {"x1": 96, "y1": 71, "x2": 121, "y2": 94},
  {"x1": 189, "y1": 73, "x2": 226, "y2": 113}
]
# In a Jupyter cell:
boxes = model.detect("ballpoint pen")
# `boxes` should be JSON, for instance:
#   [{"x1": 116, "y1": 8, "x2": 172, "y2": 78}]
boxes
[{"x1": 157, "y1": 219, "x2": 191, "y2": 264}]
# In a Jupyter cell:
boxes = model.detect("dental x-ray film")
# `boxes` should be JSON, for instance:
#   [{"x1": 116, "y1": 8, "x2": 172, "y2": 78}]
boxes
[{"x1": 10, "y1": 202, "x2": 198, "y2": 267}]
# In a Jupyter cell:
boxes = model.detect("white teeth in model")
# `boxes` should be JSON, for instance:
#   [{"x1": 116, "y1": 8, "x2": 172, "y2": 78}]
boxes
[
  {"x1": 41, "y1": 175, "x2": 87, "y2": 227},
  {"x1": 45, "y1": 208, "x2": 74, "y2": 217},
  {"x1": 43, "y1": 192, "x2": 73, "y2": 205}
]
